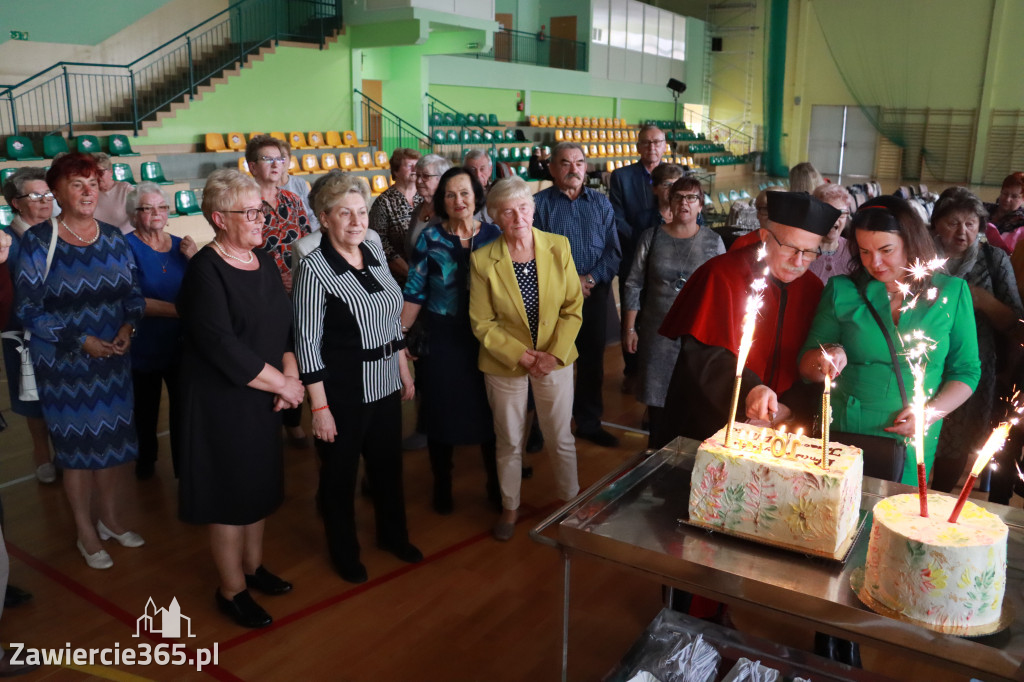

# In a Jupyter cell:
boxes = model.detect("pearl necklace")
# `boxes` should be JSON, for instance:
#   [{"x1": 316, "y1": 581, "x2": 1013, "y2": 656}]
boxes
[
  {"x1": 61, "y1": 218, "x2": 99, "y2": 245},
  {"x1": 213, "y1": 239, "x2": 254, "y2": 265}
]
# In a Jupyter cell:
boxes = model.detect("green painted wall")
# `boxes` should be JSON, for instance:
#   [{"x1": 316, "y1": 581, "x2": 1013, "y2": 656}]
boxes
[
  {"x1": 531, "y1": 91, "x2": 614, "y2": 118},
  {"x1": 137, "y1": 37, "x2": 353, "y2": 148},
  {"x1": 0, "y1": 0, "x2": 173, "y2": 46},
  {"x1": 619, "y1": 99, "x2": 677, "y2": 123}
]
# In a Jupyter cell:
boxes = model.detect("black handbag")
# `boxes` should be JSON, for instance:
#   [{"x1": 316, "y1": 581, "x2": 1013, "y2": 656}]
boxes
[
  {"x1": 404, "y1": 318, "x2": 430, "y2": 359},
  {"x1": 831, "y1": 284, "x2": 907, "y2": 483}
]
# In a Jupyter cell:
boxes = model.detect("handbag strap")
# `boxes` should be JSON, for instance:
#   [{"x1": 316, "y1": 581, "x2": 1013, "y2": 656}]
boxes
[
  {"x1": 857, "y1": 282, "x2": 909, "y2": 408},
  {"x1": 20, "y1": 218, "x2": 61, "y2": 345}
]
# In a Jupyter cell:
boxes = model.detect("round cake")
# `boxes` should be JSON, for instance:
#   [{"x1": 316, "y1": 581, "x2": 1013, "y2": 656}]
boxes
[{"x1": 864, "y1": 493, "x2": 1007, "y2": 630}]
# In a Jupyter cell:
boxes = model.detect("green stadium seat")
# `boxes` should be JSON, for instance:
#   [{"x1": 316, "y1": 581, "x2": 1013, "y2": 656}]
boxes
[
  {"x1": 0, "y1": 205, "x2": 13, "y2": 228},
  {"x1": 175, "y1": 189, "x2": 202, "y2": 216},
  {"x1": 455, "y1": 113, "x2": 467, "y2": 126},
  {"x1": 446, "y1": 131, "x2": 458, "y2": 144},
  {"x1": 0, "y1": 168, "x2": 17, "y2": 186},
  {"x1": 483, "y1": 131, "x2": 494, "y2": 142},
  {"x1": 433, "y1": 130, "x2": 446, "y2": 145},
  {"x1": 108, "y1": 134, "x2": 140, "y2": 157},
  {"x1": 430, "y1": 112, "x2": 442, "y2": 127},
  {"x1": 75, "y1": 135, "x2": 101, "y2": 153},
  {"x1": 6, "y1": 135, "x2": 44, "y2": 161},
  {"x1": 741, "y1": 190, "x2": 752, "y2": 199},
  {"x1": 471, "y1": 131, "x2": 483, "y2": 143},
  {"x1": 498, "y1": 147, "x2": 509, "y2": 160},
  {"x1": 509, "y1": 147, "x2": 521, "y2": 161},
  {"x1": 504, "y1": 130, "x2": 515, "y2": 142},
  {"x1": 42, "y1": 134, "x2": 69, "y2": 158},
  {"x1": 112, "y1": 163, "x2": 136, "y2": 184},
  {"x1": 488, "y1": 114, "x2": 499, "y2": 126},
  {"x1": 443, "y1": 113, "x2": 456, "y2": 126},
  {"x1": 140, "y1": 161, "x2": 173, "y2": 185},
  {"x1": 466, "y1": 114, "x2": 478, "y2": 126}
]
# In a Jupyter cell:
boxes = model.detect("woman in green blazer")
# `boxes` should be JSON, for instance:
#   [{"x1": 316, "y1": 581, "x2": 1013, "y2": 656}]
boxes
[
  {"x1": 799, "y1": 197, "x2": 980, "y2": 485},
  {"x1": 469, "y1": 176, "x2": 584, "y2": 541}
]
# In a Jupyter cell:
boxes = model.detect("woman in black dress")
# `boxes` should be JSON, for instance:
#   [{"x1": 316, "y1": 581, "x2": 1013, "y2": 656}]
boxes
[
  {"x1": 293, "y1": 173, "x2": 421, "y2": 584},
  {"x1": 176, "y1": 169, "x2": 304, "y2": 628}
]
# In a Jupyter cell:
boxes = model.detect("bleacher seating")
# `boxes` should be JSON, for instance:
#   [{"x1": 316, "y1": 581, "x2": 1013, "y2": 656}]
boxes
[
  {"x1": 7, "y1": 136, "x2": 44, "y2": 161},
  {"x1": 109, "y1": 135, "x2": 140, "y2": 156},
  {"x1": 140, "y1": 161, "x2": 172, "y2": 185}
]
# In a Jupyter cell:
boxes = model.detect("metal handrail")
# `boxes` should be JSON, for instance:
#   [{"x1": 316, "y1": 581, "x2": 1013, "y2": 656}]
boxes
[
  {"x1": 0, "y1": 0, "x2": 340, "y2": 139},
  {"x1": 460, "y1": 26, "x2": 587, "y2": 72},
  {"x1": 355, "y1": 88, "x2": 432, "y2": 155},
  {"x1": 682, "y1": 108, "x2": 754, "y2": 155}
]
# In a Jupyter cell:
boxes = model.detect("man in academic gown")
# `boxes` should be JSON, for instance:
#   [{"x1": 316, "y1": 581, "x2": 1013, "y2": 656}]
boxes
[{"x1": 652, "y1": 191, "x2": 841, "y2": 448}]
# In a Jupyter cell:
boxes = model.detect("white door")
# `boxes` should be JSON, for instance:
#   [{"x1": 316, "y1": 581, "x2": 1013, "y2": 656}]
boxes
[
  {"x1": 808, "y1": 105, "x2": 845, "y2": 177},
  {"x1": 808, "y1": 105, "x2": 879, "y2": 182},
  {"x1": 842, "y1": 106, "x2": 878, "y2": 179}
]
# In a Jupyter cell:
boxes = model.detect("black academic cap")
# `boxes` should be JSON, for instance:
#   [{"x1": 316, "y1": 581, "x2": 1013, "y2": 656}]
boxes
[{"x1": 766, "y1": 191, "x2": 841, "y2": 237}]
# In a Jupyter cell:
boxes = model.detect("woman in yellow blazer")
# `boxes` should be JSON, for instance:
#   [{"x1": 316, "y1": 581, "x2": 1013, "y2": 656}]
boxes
[{"x1": 469, "y1": 177, "x2": 584, "y2": 541}]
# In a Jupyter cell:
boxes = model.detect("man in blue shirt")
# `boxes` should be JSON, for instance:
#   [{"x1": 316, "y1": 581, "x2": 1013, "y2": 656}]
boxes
[
  {"x1": 533, "y1": 142, "x2": 622, "y2": 447},
  {"x1": 608, "y1": 125, "x2": 666, "y2": 391}
]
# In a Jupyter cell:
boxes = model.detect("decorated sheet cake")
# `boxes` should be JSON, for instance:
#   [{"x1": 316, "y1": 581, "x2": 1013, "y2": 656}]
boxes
[
  {"x1": 863, "y1": 493, "x2": 1007, "y2": 630},
  {"x1": 688, "y1": 425, "x2": 863, "y2": 558}
]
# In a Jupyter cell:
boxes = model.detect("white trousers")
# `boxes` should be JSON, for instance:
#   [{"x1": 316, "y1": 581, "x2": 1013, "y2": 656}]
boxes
[{"x1": 484, "y1": 365, "x2": 579, "y2": 511}]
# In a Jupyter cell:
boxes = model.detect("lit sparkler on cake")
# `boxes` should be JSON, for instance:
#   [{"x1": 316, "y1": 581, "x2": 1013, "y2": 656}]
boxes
[{"x1": 724, "y1": 246, "x2": 768, "y2": 448}]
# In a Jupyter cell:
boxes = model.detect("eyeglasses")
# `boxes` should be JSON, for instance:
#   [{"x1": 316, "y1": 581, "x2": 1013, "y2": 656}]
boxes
[
  {"x1": 219, "y1": 208, "x2": 265, "y2": 222},
  {"x1": 638, "y1": 139, "x2": 666, "y2": 146},
  {"x1": 764, "y1": 229, "x2": 821, "y2": 261},
  {"x1": 418, "y1": 173, "x2": 440, "y2": 180},
  {"x1": 670, "y1": 193, "x2": 702, "y2": 204},
  {"x1": 658, "y1": 180, "x2": 677, "y2": 188},
  {"x1": 15, "y1": 191, "x2": 55, "y2": 202},
  {"x1": 258, "y1": 156, "x2": 288, "y2": 165},
  {"x1": 136, "y1": 205, "x2": 171, "y2": 214}
]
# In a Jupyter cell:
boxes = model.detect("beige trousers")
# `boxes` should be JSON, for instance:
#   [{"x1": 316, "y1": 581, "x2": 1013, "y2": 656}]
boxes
[{"x1": 484, "y1": 365, "x2": 579, "y2": 511}]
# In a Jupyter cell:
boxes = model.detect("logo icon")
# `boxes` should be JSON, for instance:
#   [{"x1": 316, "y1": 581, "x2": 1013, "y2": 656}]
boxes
[{"x1": 134, "y1": 597, "x2": 196, "y2": 639}]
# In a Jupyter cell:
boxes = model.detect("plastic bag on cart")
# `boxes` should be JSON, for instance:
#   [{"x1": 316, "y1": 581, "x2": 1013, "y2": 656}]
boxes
[
  {"x1": 720, "y1": 657, "x2": 781, "y2": 682},
  {"x1": 652, "y1": 633, "x2": 720, "y2": 682}
]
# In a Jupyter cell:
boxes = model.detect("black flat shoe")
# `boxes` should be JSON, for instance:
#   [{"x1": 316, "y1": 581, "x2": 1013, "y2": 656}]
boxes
[
  {"x1": 244, "y1": 566, "x2": 292, "y2": 595},
  {"x1": 4, "y1": 585, "x2": 32, "y2": 608},
  {"x1": 335, "y1": 560, "x2": 368, "y2": 584},
  {"x1": 576, "y1": 428, "x2": 620, "y2": 448},
  {"x1": 215, "y1": 589, "x2": 271, "y2": 629},
  {"x1": 378, "y1": 541, "x2": 423, "y2": 564}
]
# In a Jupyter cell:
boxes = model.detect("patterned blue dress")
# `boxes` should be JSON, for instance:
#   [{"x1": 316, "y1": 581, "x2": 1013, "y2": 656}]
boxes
[{"x1": 14, "y1": 221, "x2": 145, "y2": 469}]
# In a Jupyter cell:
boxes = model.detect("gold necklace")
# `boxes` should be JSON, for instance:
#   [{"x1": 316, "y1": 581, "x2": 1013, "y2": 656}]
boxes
[
  {"x1": 60, "y1": 218, "x2": 99, "y2": 245},
  {"x1": 212, "y1": 239, "x2": 254, "y2": 265}
]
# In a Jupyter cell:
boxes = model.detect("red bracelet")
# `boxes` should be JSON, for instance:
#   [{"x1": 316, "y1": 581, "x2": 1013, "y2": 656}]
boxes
[{"x1": 312, "y1": 405, "x2": 330, "y2": 412}]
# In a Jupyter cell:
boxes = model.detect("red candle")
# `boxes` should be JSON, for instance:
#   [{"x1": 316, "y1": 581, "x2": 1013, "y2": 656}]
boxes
[
  {"x1": 947, "y1": 474, "x2": 977, "y2": 524},
  {"x1": 917, "y1": 462, "x2": 928, "y2": 517}
]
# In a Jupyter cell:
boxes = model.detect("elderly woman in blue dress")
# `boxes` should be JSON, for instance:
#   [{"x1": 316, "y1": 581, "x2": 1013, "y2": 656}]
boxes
[
  {"x1": 124, "y1": 183, "x2": 197, "y2": 480},
  {"x1": 15, "y1": 153, "x2": 146, "y2": 570},
  {"x1": 401, "y1": 167, "x2": 501, "y2": 514}
]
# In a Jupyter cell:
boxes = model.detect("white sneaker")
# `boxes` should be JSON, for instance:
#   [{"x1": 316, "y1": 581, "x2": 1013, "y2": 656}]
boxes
[{"x1": 35, "y1": 463, "x2": 56, "y2": 484}]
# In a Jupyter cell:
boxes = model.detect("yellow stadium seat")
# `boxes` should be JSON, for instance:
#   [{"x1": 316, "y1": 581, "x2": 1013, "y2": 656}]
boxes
[
  {"x1": 269, "y1": 132, "x2": 287, "y2": 142},
  {"x1": 248, "y1": 132, "x2": 263, "y2": 141},
  {"x1": 574, "y1": 116, "x2": 583, "y2": 126},
  {"x1": 307, "y1": 131, "x2": 327, "y2": 148},
  {"x1": 582, "y1": 117, "x2": 591, "y2": 128},
  {"x1": 556, "y1": 116, "x2": 566, "y2": 127},
  {"x1": 301, "y1": 154, "x2": 321, "y2": 173},
  {"x1": 597, "y1": 130, "x2": 607, "y2": 141},
  {"x1": 205, "y1": 133, "x2": 228, "y2": 153},
  {"x1": 614, "y1": 144, "x2": 623, "y2": 156},
  {"x1": 325, "y1": 130, "x2": 343, "y2": 148},
  {"x1": 339, "y1": 152, "x2": 356, "y2": 171},
  {"x1": 226, "y1": 132, "x2": 246, "y2": 152},
  {"x1": 289, "y1": 132, "x2": 311, "y2": 149},
  {"x1": 615, "y1": 160, "x2": 624, "y2": 168},
  {"x1": 529, "y1": 115, "x2": 539, "y2": 126},
  {"x1": 581, "y1": 130, "x2": 590, "y2": 142},
  {"x1": 342, "y1": 130, "x2": 358, "y2": 147},
  {"x1": 589, "y1": 144, "x2": 598, "y2": 157},
  {"x1": 289, "y1": 155, "x2": 309, "y2": 175},
  {"x1": 371, "y1": 175, "x2": 388, "y2": 196},
  {"x1": 572, "y1": 130, "x2": 582, "y2": 141},
  {"x1": 321, "y1": 153, "x2": 339, "y2": 171},
  {"x1": 356, "y1": 151, "x2": 374, "y2": 170},
  {"x1": 597, "y1": 144, "x2": 607, "y2": 157},
  {"x1": 628, "y1": 130, "x2": 637, "y2": 141},
  {"x1": 613, "y1": 130, "x2": 622, "y2": 141},
  {"x1": 238, "y1": 157, "x2": 251, "y2": 175},
  {"x1": 373, "y1": 150, "x2": 388, "y2": 169},
  {"x1": 605, "y1": 160, "x2": 615, "y2": 172},
  {"x1": 538, "y1": 115, "x2": 548, "y2": 127},
  {"x1": 555, "y1": 129, "x2": 565, "y2": 142}
]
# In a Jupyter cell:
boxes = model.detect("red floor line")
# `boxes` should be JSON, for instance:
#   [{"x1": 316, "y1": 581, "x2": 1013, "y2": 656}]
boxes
[
  {"x1": 5, "y1": 542, "x2": 246, "y2": 682},
  {"x1": 219, "y1": 502, "x2": 557, "y2": 652}
]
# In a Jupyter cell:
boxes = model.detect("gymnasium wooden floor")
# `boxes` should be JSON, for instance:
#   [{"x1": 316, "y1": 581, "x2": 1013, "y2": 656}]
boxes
[{"x1": 0, "y1": 346, "x2": 994, "y2": 681}]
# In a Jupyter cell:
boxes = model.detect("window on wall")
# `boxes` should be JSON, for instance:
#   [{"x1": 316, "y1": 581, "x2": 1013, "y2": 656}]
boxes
[
  {"x1": 626, "y1": 0, "x2": 643, "y2": 52},
  {"x1": 609, "y1": 0, "x2": 626, "y2": 48},
  {"x1": 592, "y1": 0, "x2": 608, "y2": 44},
  {"x1": 596, "y1": 0, "x2": 684, "y2": 61},
  {"x1": 672, "y1": 15, "x2": 685, "y2": 61}
]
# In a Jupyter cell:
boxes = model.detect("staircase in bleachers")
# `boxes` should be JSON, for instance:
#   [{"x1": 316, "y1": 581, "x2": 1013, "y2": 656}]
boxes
[
  {"x1": 0, "y1": 0, "x2": 342, "y2": 141},
  {"x1": 356, "y1": 90, "x2": 432, "y2": 159}
]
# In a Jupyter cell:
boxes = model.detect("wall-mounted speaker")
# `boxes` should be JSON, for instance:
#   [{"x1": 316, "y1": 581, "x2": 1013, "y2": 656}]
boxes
[{"x1": 711, "y1": 37, "x2": 723, "y2": 52}]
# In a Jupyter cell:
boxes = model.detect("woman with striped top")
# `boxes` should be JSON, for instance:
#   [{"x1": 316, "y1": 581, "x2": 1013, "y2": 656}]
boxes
[{"x1": 293, "y1": 173, "x2": 421, "y2": 584}]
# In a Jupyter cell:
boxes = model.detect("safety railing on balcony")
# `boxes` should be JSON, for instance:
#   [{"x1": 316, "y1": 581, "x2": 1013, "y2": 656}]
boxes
[
  {"x1": 356, "y1": 89, "x2": 431, "y2": 156},
  {"x1": 681, "y1": 109, "x2": 755, "y2": 156},
  {"x1": 461, "y1": 27, "x2": 586, "y2": 72},
  {"x1": 0, "y1": 0, "x2": 341, "y2": 139}
]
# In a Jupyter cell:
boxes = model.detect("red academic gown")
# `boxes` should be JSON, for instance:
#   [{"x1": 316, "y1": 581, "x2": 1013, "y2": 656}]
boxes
[{"x1": 653, "y1": 242, "x2": 824, "y2": 447}]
